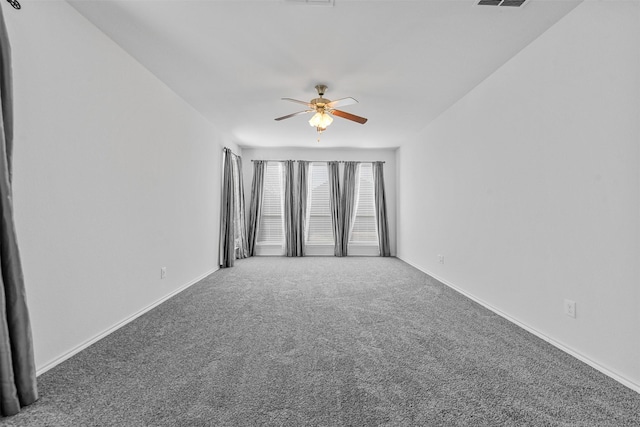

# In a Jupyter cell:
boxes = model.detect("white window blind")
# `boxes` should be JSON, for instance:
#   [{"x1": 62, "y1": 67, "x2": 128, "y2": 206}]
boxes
[
  {"x1": 349, "y1": 163, "x2": 379, "y2": 247},
  {"x1": 257, "y1": 162, "x2": 284, "y2": 245},
  {"x1": 306, "y1": 162, "x2": 334, "y2": 246}
]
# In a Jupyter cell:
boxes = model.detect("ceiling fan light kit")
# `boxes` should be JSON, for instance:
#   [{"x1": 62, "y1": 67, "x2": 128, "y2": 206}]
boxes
[
  {"x1": 308, "y1": 112, "x2": 333, "y2": 129},
  {"x1": 276, "y1": 84, "x2": 367, "y2": 141}
]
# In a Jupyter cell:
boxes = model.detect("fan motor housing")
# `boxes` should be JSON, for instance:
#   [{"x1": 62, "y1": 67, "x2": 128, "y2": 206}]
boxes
[{"x1": 311, "y1": 97, "x2": 330, "y2": 109}]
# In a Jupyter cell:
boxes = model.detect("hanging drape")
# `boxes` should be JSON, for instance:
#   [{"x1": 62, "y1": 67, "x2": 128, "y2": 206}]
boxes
[
  {"x1": 0, "y1": 8, "x2": 38, "y2": 417},
  {"x1": 232, "y1": 155, "x2": 248, "y2": 260},
  {"x1": 340, "y1": 162, "x2": 359, "y2": 257},
  {"x1": 372, "y1": 162, "x2": 391, "y2": 257},
  {"x1": 295, "y1": 161, "x2": 309, "y2": 256},
  {"x1": 327, "y1": 161, "x2": 342, "y2": 257},
  {"x1": 220, "y1": 149, "x2": 250, "y2": 267},
  {"x1": 283, "y1": 160, "x2": 298, "y2": 257},
  {"x1": 219, "y1": 148, "x2": 236, "y2": 268},
  {"x1": 247, "y1": 160, "x2": 265, "y2": 256}
]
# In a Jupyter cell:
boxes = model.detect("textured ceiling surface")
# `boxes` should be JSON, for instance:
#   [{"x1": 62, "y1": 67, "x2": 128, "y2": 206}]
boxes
[{"x1": 68, "y1": 0, "x2": 581, "y2": 149}]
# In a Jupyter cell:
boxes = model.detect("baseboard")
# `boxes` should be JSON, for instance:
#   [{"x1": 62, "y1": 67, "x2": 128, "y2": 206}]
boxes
[
  {"x1": 36, "y1": 267, "x2": 219, "y2": 377},
  {"x1": 399, "y1": 257, "x2": 640, "y2": 395}
]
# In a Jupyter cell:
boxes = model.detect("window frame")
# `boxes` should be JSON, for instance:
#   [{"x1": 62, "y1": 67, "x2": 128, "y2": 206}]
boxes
[
  {"x1": 305, "y1": 162, "x2": 335, "y2": 256},
  {"x1": 255, "y1": 161, "x2": 286, "y2": 256},
  {"x1": 347, "y1": 162, "x2": 380, "y2": 256}
]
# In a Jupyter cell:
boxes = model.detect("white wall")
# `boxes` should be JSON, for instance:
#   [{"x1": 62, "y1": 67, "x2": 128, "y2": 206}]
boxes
[
  {"x1": 241, "y1": 147, "x2": 397, "y2": 256},
  {"x1": 4, "y1": 2, "x2": 229, "y2": 372},
  {"x1": 397, "y1": 0, "x2": 639, "y2": 390}
]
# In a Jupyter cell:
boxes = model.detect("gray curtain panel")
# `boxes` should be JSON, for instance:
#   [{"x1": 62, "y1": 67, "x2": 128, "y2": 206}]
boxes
[
  {"x1": 372, "y1": 162, "x2": 391, "y2": 257},
  {"x1": 0, "y1": 8, "x2": 38, "y2": 417},
  {"x1": 327, "y1": 161, "x2": 342, "y2": 257},
  {"x1": 247, "y1": 160, "x2": 265, "y2": 256},
  {"x1": 233, "y1": 155, "x2": 248, "y2": 260},
  {"x1": 283, "y1": 160, "x2": 298, "y2": 257},
  {"x1": 219, "y1": 148, "x2": 236, "y2": 268},
  {"x1": 295, "y1": 161, "x2": 309, "y2": 256},
  {"x1": 340, "y1": 162, "x2": 359, "y2": 257}
]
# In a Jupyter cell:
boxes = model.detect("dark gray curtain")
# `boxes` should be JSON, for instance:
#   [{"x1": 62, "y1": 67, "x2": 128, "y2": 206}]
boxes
[
  {"x1": 0, "y1": 8, "x2": 38, "y2": 417},
  {"x1": 295, "y1": 161, "x2": 309, "y2": 256},
  {"x1": 283, "y1": 160, "x2": 297, "y2": 257},
  {"x1": 247, "y1": 160, "x2": 265, "y2": 256},
  {"x1": 327, "y1": 161, "x2": 342, "y2": 257},
  {"x1": 232, "y1": 155, "x2": 248, "y2": 260},
  {"x1": 340, "y1": 162, "x2": 359, "y2": 257},
  {"x1": 372, "y1": 162, "x2": 391, "y2": 257},
  {"x1": 219, "y1": 148, "x2": 235, "y2": 268}
]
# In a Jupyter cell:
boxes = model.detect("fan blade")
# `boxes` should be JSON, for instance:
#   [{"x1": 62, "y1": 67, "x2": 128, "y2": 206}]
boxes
[
  {"x1": 282, "y1": 98, "x2": 313, "y2": 107},
  {"x1": 274, "y1": 110, "x2": 312, "y2": 121},
  {"x1": 326, "y1": 97, "x2": 358, "y2": 109},
  {"x1": 331, "y1": 109, "x2": 368, "y2": 124}
]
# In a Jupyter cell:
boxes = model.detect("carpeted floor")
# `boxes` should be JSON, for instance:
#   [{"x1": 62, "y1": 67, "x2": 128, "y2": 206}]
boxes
[{"x1": 2, "y1": 257, "x2": 639, "y2": 426}]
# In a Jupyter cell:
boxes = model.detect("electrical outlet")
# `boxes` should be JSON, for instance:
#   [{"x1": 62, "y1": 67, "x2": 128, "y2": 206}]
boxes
[
  {"x1": 564, "y1": 299, "x2": 576, "y2": 318},
  {"x1": 438, "y1": 254, "x2": 445, "y2": 264},
  {"x1": 160, "y1": 267, "x2": 167, "y2": 279}
]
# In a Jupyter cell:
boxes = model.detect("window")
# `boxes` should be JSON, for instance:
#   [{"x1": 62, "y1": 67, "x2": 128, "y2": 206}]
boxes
[
  {"x1": 256, "y1": 162, "x2": 285, "y2": 255},
  {"x1": 251, "y1": 160, "x2": 382, "y2": 257},
  {"x1": 305, "y1": 162, "x2": 334, "y2": 255},
  {"x1": 231, "y1": 155, "x2": 246, "y2": 257},
  {"x1": 348, "y1": 163, "x2": 379, "y2": 255}
]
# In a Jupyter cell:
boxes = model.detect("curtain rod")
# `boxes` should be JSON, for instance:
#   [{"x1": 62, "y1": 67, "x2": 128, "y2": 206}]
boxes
[
  {"x1": 250, "y1": 160, "x2": 385, "y2": 164},
  {"x1": 223, "y1": 147, "x2": 239, "y2": 157}
]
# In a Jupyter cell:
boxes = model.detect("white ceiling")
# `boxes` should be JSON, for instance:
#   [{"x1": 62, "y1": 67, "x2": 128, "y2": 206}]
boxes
[{"x1": 67, "y1": 0, "x2": 581, "y2": 149}]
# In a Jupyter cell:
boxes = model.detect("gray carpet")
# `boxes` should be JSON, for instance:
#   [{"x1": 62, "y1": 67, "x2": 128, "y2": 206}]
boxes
[{"x1": 2, "y1": 257, "x2": 639, "y2": 426}]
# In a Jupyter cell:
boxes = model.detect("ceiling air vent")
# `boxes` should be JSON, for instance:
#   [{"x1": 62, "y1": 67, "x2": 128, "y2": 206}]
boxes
[
  {"x1": 284, "y1": 0, "x2": 335, "y2": 6},
  {"x1": 477, "y1": 0, "x2": 529, "y2": 7}
]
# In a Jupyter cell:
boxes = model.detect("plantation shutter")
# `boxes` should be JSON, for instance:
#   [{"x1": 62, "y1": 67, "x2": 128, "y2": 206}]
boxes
[
  {"x1": 306, "y1": 162, "x2": 334, "y2": 245},
  {"x1": 349, "y1": 163, "x2": 379, "y2": 246},
  {"x1": 257, "y1": 162, "x2": 284, "y2": 244}
]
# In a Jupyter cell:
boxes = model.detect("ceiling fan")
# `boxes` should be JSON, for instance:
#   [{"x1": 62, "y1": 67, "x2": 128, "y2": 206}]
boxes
[{"x1": 275, "y1": 84, "x2": 367, "y2": 139}]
